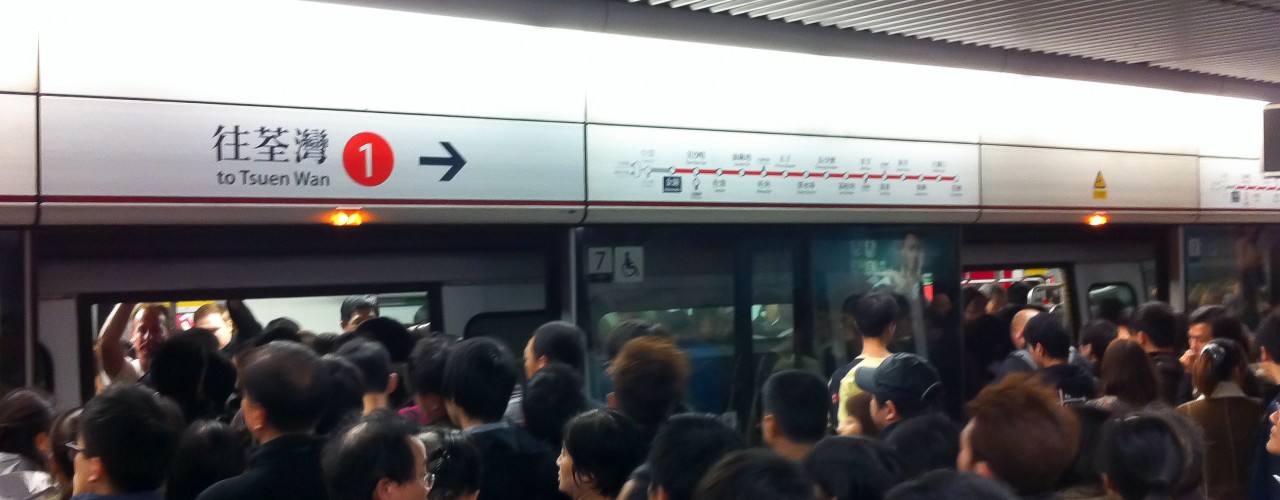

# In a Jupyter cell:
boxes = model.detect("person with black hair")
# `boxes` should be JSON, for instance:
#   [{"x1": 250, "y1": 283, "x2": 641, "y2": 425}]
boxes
[
  {"x1": 0, "y1": 388, "x2": 57, "y2": 499},
  {"x1": 1098, "y1": 411, "x2": 1190, "y2": 500},
  {"x1": 1024, "y1": 313, "x2": 1098, "y2": 403},
  {"x1": 803, "y1": 436, "x2": 904, "y2": 500},
  {"x1": 557, "y1": 409, "x2": 646, "y2": 500},
  {"x1": 1184, "y1": 305, "x2": 1228, "y2": 369},
  {"x1": 48, "y1": 408, "x2": 83, "y2": 500},
  {"x1": 885, "y1": 470, "x2": 1017, "y2": 500},
  {"x1": 1128, "y1": 302, "x2": 1186, "y2": 406},
  {"x1": 507, "y1": 321, "x2": 594, "y2": 422},
  {"x1": 853, "y1": 352, "x2": 943, "y2": 436},
  {"x1": 647, "y1": 413, "x2": 745, "y2": 500},
  {"x1": 1077, "y1": 319, "x2": 1118, "y2": 374},
  {"x1": 402, "y1": 337, "x2": 454, "y2": 428},
  {"x1": 197, "y1": 342, "x2": 332, "y2": 500},
  {"x1": 144, "y1": 334, "x2": 212, "y2": 424},
  {"x1": 758, "y1": 370, "x2": 827, "y2": 461},
  {"x1": 441, "y1": 337, "x2": 563, "y2": 500},
  {"x1": 522, "y1": 363, "x2": 587, "y2": 448},
  {"x1": 694, "y1": 449, "x2": 811, "y2": 500},
  {"x1": 420, "y1": 429, "x2": 483, "y2": 500},
  {"x1": 352, "y1": 317, "x2": 416, "y2": 364},
  {"x1": 336, "y1": 338, "x2": 398, "y2": 415},
  {"x1": 1250, "y1": 311, "x2": 1280, "y2": 498},
  {"x1": 316, "y1": 355, "x2": 367, "y2": 437},
  {"x1": 832, "y1": 293, "x2": 898, "y2": 425},
  {"x1": 881, "y1": 413, "x2": 959, "y2": 481},
  {"x1": 1055, "y1": 403, "x2": 1112, "y2": 499},
  {"x1": 524, "y1": 321, "x2": 588, "y2": 376},
  {"x1": 341, "y1": 295, "x2": 380, "y2": 333},
  {"x1": 323, "y1": 410, "x2": 428, "y2": 500},
  {"x1": 70, "y1": 385, "x2": 183, "y2": 500},
  {"x1": 166, "y1": 421, "x2": 246, "y2": 500},
  {"x1": 1177, "y1": 337, "x2": 1261, "y2": 499}
]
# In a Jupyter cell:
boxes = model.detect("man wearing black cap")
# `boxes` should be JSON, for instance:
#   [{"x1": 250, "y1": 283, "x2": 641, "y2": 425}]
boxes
[{"x1": 855, "y1": 352, "x2": 944, "y2": 437}]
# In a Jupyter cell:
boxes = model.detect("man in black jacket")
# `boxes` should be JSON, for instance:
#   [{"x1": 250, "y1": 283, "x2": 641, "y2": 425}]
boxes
[
  {"x1": 197, "y1": 342, "x2": 331, "y2": 500},
  {"x1": 442, "y1": 337, "x2": 565, "y2": 500},
  {"x1": 1128, "y1": 302, "x2": 1186, "y2": 406},
  {"x1": 1023, "y1": 313, "x2": 1097, "y2": 403}
]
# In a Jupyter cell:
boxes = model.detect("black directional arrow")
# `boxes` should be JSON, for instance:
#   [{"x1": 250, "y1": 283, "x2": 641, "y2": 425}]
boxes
[{"x1": 418, "y1": 142, "x2": 466, "y2": 181}]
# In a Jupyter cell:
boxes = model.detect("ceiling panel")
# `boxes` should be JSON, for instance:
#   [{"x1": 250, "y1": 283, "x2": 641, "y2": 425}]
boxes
[{"x1": 632, "y1": 0, "x2": 1280, "y2": 84}]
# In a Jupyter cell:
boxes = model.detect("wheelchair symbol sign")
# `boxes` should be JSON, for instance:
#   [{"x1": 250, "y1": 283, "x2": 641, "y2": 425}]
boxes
[{"x1": 613, "y1": 246, "x2": 644, "y2": 283}]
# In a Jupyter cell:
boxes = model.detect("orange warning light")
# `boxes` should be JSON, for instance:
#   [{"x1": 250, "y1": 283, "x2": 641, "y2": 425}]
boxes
[
  {"x1": 1086, "y1": 212, "x2": 1109, "y2": 227},
  {"x1": 328, "y1": 208, "x2": 367, "y2": 226}
]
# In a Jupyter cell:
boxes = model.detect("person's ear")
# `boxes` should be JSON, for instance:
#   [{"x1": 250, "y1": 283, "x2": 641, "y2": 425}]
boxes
[
  {"x1": 973, "y1": 461, "x2": 996, "y2": 479},
  {"x1": 1263, "y1": 346, "x2": 1274, "y2": 363},
  {"x1": 88, "y1": 456, "x2": 106, "y2": 483},
  {"x1": 762, "y1": 414, "x2": 777, "y2": 443},
  {"x1": 386, "y1": 373, "x2": 399, "y2": 395},
  {"x1": 536, "y1": 355, "x2": 550, "y2": 372},
  {"x1": 884, "y1": 400, "x2": 899, "y2": 422},
  {"x1": 35, "y1": 432, "x2": 51, "y2": 456},
  {"x1": 649, "y1": 485, "x2": 670, "y2": 500},
  {"x1": 373, "y1": 477, "x2": 396, "y2": 500},
  {"x1": 243, "y1": 398, "x2": 266, "y2": 431},
  {"x1": 1101, "y1": 473, "x2": 1116, "y2": 494},
  {"x1": 607, "y1": 392, "x2": 618, "y2": 409}
]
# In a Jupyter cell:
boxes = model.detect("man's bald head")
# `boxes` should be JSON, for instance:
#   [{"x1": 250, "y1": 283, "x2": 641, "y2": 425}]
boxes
[{"x1": 1010, "y1": 309, "x2": 1041, "y2": 349}]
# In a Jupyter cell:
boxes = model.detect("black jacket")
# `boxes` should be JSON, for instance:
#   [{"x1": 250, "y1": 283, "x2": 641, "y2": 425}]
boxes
[
  {"x1": 195, "y1": 434, "x2": 329, "y2": 500},
  {"x1": 467, "y1": 421, "x2": 567, "y2": 500},
  {"x1": 1150, "y1": 351, "x2": 1187, "y2": 406},
  {"x1": 1039, "y1": 363, "x2": 1098, "y2": 403}
]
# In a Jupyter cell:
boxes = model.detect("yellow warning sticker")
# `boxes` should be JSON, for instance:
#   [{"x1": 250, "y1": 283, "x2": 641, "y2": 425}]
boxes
[{"x1": 1094, "y1": 171, "x2": 1107, "y2": 190}]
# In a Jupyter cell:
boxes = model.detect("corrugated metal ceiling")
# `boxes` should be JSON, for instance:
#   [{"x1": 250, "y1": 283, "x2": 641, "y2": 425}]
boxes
[{"x1": 628, "y1": 0, "x2": 1280, "y2": 84}]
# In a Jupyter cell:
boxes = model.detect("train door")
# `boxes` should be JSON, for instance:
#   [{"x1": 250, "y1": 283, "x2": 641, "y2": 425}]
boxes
[
  {"x1": 34, "y1": 226, "x2": 568, "y2": 405},
  {"x1": 578, "y1": 225, "x2": 965, "y2": 432},
  {"x1": 961, "y1": 225, "x2": 1167, "y2": 334}
]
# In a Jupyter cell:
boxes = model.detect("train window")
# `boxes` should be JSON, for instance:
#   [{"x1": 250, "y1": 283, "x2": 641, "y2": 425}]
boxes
[
  {"x1": 1087, "y1": 282, "x2": 1137, "y2": 320},
  {"x1": 962, "y1": 267, "x2": 1074, "y2": 326},
  {"x1": 1184, "y1": 225, "x2": 1280, "y2": 328},
  {"x1": 582, "y1": 229, "x2": 738, "y2": 416},
  {"x1": 89, "y1": 290, "x2": 435, "y2": 350}
]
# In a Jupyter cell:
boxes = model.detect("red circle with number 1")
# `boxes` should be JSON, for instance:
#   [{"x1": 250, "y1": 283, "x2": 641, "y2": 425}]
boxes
[{"x1": 343, "y1": 132, "x2": 395, "y2": 187}]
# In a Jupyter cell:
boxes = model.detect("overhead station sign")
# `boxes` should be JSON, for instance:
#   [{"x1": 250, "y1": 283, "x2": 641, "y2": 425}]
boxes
[
  {"x1": 1200, "y1": 158, "x2": 1280, "y2": 210},
  {"x1": 40, "y1": 97, "x2": 586, "y2": 223},
  {"x1": 586, "y1": 125, "x2": 981, "y2": 215}
]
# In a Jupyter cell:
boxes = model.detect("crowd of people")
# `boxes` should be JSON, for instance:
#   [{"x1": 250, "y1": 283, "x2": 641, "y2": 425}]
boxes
[{"x1": 4, "y1": 290, "x2": 1280, "y2": 500}]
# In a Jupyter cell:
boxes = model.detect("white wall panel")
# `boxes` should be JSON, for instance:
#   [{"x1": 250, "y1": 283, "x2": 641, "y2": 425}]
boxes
[
  {"x1": 586, "y1": 35, "x2": 983, "y2": 143},
  {"x1": 0, "y1": 94, "x2": 36, "y2": 224},
  {"x1": 0, "y1": 1, "x2": 38, "y2": 92},
  {"x1": 980, "y1": 145, "x2": 1199, "y2": 211},
  {"x1": 981, "y1": 76, "x2": 1206, "y2": 156},
  {"x1": 39, "y1": 0, "x2": 588, "y2": 122}
]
